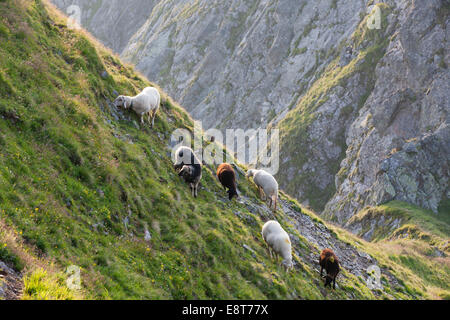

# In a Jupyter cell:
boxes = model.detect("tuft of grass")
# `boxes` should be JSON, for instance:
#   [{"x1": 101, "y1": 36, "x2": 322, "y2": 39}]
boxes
[
  {"x1": 0, "y1": 243, "x2": 24, "y2": 271},
  {"x1": 349, "y1": 200, "x2": 450, "y2": 241},
  {"x1": 22, "y1": 269, "x2": 76, "y2": 300}
]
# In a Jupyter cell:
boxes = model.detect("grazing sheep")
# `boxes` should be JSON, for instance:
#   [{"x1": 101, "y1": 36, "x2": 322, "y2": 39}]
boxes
[
  {"x1": 178, "y1": 165, "x2": 202, "y2": 198},
  {"x1": 319, "y1": 248, "x2": 340, "y2": 289},
  {"x1": 114, "y1": 86, "x2": 160, "y2": 127},
  {"x1": 246, "y1": 169, "x2": 278, "y2": 211},
  {"x1": 216, "y1": 163, "x2": 238, "y2": 200},
  {"x1": 174, "y1": 146, "x2": 202, "y2": 197},
  {"x1": 261, "y1": 220, "x2": 293, "y2": 271}
]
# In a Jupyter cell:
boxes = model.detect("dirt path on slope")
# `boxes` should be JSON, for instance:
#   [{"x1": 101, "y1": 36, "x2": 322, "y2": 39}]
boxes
[{"x1": 0, "y1": 260, "x2": 22, "y2": 300}]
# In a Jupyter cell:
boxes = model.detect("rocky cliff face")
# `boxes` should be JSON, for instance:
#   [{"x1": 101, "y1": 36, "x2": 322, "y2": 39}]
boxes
[
  {"x1": 323, "y1": 0, "x2": 449, "y2": 222},
  {"x1": 51, "y1": 0, "x2": 449, "y2": 224},
  {"x1": 52, "y1": 0, "x2": 157, "y2": 53},
  {"x1": 52, "y1": 0, "x2": 367, "y2": 130}
]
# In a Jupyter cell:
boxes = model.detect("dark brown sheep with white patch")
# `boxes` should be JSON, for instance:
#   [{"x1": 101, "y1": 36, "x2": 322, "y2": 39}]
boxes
[
  {"x1": 319, "y1": 248, "x2": 340, "y2": 289},
  {"x1": 216, "y1": 163, "x2": 238, "y2": 200}
]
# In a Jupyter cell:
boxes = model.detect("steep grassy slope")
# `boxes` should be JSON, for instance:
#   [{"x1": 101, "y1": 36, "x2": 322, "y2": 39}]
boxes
[
  {"x1": 347, "y1": 200, "x2": 450, "y2": 242},
  {"x1": 0, "y1": 0, "x2": 447, "y2": 300},
  {"x1": 345, "y1": 201, "x2": 450, "y2": 299}
]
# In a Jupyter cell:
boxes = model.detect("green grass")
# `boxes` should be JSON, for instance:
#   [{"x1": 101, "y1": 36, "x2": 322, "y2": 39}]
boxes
[
  {"x1": 0, "y1": 0, "x2": 447, "y2": 300},
  {"x1": 348, "y1": 200, "x2": 450, "y2": 242},
  {"x1": 0, "y1": 243, "x2": 24, "y2": 271},
  {"x1": 22, "y1": 268, "x2": 76, "y2": 300}
]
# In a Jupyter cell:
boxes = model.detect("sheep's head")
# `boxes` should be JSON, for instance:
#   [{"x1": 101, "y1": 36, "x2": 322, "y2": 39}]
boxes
[
  {"x1": 246, "y1": 169, "x2": 255, "y2": 178},
  {"x1": 174, "y1": 149, "x2": 185, "y2": 170},
  {"x1": 178, "y1": 165, "x2": 193, "y2": 178},
  {"x1": 227, "y1": 189, "x2": 239, "y2": 200},
  {"x1": 282, "y1": 259, "x2": 294, "y2": 271},
  {"x1": 114, "y1": 96, "x2": 131, "y2": 109}
]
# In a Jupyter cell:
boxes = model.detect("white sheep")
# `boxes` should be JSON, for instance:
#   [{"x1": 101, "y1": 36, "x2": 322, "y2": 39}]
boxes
[
  {"x1": 246, "y1": 169, "x2": 279, "y2": 211},
  {"x1": 262, "y1": 220, "x2": 293, "y2": 271},
  {"x1": 114, "y1": 86, "x2": 160, "y2": 127}
]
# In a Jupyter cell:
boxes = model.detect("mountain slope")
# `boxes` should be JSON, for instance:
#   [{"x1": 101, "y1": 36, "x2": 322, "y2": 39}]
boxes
[
  {"x1": 51, "y1": 0, "x2": 156, "y2": 53},
  {"x1": 0, "y1": 0, "x2": 448, "y2": 300},
  {"x1": 50, "y1": 0, "x2": 449, "y2": 222},
  {"x1": 321, "y1": 0, "x2": 449, "y2": 220},
  {"x1": 52, "y1": 0, "x2": 367, "y2": 132},
  {"x1": 345, "y1": 200, "x2": 450, "y2": 299},
  {"x1": 279, "y1": 0, "x2": 449, "y2": 217}
]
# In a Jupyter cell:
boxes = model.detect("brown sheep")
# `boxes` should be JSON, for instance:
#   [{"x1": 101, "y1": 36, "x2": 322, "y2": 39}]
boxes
[
  {"x1": 216, "y1": 163, "x2": 238, "y2": 200},
  {"x1": 319, "y1": 248, "x2": 340, "y2": 289}
]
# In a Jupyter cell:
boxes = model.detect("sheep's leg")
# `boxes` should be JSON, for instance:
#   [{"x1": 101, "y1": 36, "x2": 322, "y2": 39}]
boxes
[
  {"x1": 271, "y1": 249, "x2": 276, "y2": 261},
  {"x1": 266, "y1": 245, "x2": 273, "y2": 260},
  {"x1": 147, "y1": 111, "x2": 151, "y2": 124},
  {"x1": 273, "y1": 197, "x2": 277, "y2": 212},
  {"x1": 140, "y1": 113, "x2": 145, "y2": 124},
  {"x1": 265, "y1": 243, "x2": 272, "y2": 259},
  {"x1": 333, "y1": 277, "x2": 336, "y2": 290},
  {"x1": 191, "y1": 182, "x2": 198, "y2": 198},
  {"x1": 151, "y1": 109, "x2": 157, "y2": 128},
  {"x1": 195, "y1": 182, "x2": 199, "y2": 197},
  {"x1": 320, "y1": 266, "x2": 323, "y2": 278},
  {"x1": 259, "y1": 187, "x2": 265, "y2": 200}
]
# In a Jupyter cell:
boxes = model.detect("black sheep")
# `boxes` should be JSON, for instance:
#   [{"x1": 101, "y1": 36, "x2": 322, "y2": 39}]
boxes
[
  {"x1": 178, "y1": 165, "x2": 202, "y2": 198},
  {"x1": 174, "y1": 146, "x2": 202, "y2": 197}
]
